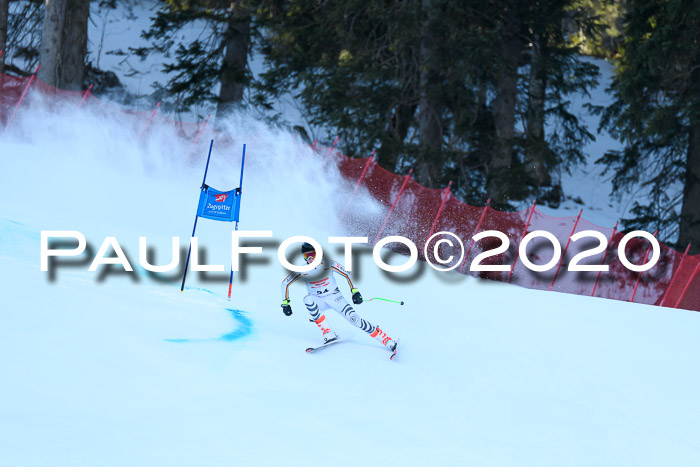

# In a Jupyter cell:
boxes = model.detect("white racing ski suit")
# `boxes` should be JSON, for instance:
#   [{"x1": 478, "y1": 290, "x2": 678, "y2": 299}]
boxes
[{"x1": 281, "y1": 260, "x2": 396, "y2": 349}]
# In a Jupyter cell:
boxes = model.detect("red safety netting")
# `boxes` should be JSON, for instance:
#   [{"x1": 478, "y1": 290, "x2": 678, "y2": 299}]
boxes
[
  {"x1": 429, "y1": 194, "x2": 485, "y2": 266},
  {"x1": 0, "y1": 72, "x2": 27, "y2": 126},
  {"x1": 2, "y1": 69, "x2": 698, "y2": 312},
  {"x1": 457, "y1": 206, "x2": 529, "y2": 281},
  {"x1": 661, "y1": 254, "x2": 700, "y2": 311},
  {"x1": 327, "y1": 147, "x2": 700, "y2": 313},
  {"x1": 31, "y1": 79, "x2": 85, "y2": 104}
]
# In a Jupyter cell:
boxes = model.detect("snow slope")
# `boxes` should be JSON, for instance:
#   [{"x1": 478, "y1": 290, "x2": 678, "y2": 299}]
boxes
[{"x1": 1, "y1": 104, "x2": 700, "y2": 467}]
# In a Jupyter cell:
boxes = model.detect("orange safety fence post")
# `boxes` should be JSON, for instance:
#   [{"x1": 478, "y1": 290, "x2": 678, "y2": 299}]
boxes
[
  {"x1": 374, "y1": 169, "x2": 413, "y2": 244},
  {"x1": 338, "y1": 151, "x2": 376, "y2": 224},
  {"x1": 549, "y1": 209, "x2": 583, "y2": 291},
  {"x1": 4, "y1": 63, "x2": 40, "y2": 133},
  {"x1": 630, "y1": 229, "x2": 658, "y2": 303},
  {"x1": 324, "y1": 135, "x2": 340, "y2": 159},
  {"x1": 591, "y1": 221, "x2": 618, "y2": 297},
  {"x1": 459, "y1": 199, "x2": 491, "y2": 273},
  {"x1": 507, "y1": 201, "x2": 537, "y2": 283},
  {"x1": 423, "y1": 181, "x2": 453, "y2": 252},
  {"x1": 78, "y1": 84, "x2": 93, "y2": 108},
  {"x1": 660, "y1": 243, "x2": 692, "y2": 307},
  {"x1": 138, "y1": 101, "x2": 161, "y2": 141}
]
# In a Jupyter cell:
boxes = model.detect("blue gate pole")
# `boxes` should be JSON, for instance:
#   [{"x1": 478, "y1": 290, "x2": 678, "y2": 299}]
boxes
[{"x1": 181, "y1": 139, "x2": 215, "y2": 292}]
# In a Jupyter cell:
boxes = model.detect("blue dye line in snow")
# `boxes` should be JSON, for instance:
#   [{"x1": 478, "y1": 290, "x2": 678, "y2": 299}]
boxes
[
  {"x1": 177, "y1": 286, "x2": 217, "y2": 295},
  {"x1": 0, "y1": 218, "x2": 40, "y2": 259},
  {"x1": 219, "y1": 309, "x2": 254, "y2": 341},
  {"x1": 0, "y1": 218, "x2": 37, "y2": 241},
  {"x1": 187, "y1": 287, "x2": 217, "y2": 295},
  {"x1": 165, "y1": 308, "x2": 253, "y2": 343}
]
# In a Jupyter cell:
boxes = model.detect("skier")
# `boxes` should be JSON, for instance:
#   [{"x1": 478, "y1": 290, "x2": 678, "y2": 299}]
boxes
[{"x1": 281, "y1": 242, "x2": 398, "y2": 352}]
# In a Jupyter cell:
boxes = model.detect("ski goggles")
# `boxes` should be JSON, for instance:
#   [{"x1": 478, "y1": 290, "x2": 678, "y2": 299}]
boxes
[{"x1": 303, "y1": 251, "x2": 316, "y2": 261}]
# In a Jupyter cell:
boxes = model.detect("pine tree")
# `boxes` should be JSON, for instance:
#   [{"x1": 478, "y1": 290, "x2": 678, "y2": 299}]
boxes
[
  {"x1": 518, "y1": 0, "x2": 600, "y2": 207},
  {"x1": 2, "y1": 1, "x2": 44, "y2": 76},
  {"x1": 0, "y1": 0, "x2": 8, "y2": 74},
  {"x1": 485, "y1": 0, "x2": 525, "y2": 207},
  {"x1": 256, "y1": 0, "x2": 496, "y2": 191},
  {"x1": 256, "y1": 0, "x2": 599, "y2": 209},
  {"x1": 568, "y1": 0, "x2": 626, "y2": 58},
  {"x1": 37, "y1": 0, "x2": 90, "y2": 90},
  {"x1": 255, "y1": 0, "x2": 421, "y2": 169},
  {"x1": 598, "y1": 0, "x2": 700, "y2": 251},
  {"x1": 133, "y1": 0, "x2": 253, "y2": 118}
]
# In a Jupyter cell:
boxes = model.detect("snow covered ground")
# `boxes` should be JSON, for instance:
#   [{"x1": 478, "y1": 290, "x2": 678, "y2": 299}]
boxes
[
  {"x1": 2, "y1": 4, "x2": 699, "y2": 465},
  {"x1": 2, "y1": 103, "x2": 700, "y2": 467}
]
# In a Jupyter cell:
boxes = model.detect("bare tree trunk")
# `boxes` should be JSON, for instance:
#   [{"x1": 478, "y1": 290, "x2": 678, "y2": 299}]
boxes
[
  {"x1": 0, "y1": 0, "x2": 8, "y2": 74},
  {"x1": 416, "y1": 94, "x2": 443, "y2": 187},
  {"x1": 216, "y1": 3, "x2": 250, "y2": 119},
  {"x1": 38, "y1": 0, "x2": 66, "y2": 86},
  {"x1": 378, "y1": 38, "x2": 420, "y2": 173},
  {"x1": 378, "y1": 102, "x2": 416, "y2": 172},
  {"x1": 62, "y1": 0, "x2": 88, "y2": 90},
  {"x1": 415, "y1": 0, "x2": 443, "y2": 188},
  {"x1": 487, "y1": 4, "x2": 520, "y2": 206},
  {"x1": 38, "y1": 0, "x2": 88, "y2": 90},
  {"x1": 679, "y1": 125, "x2": 700, "y2": 254},
  {"x1": 524, "y1": 34, "x2": 551, "y2": 188}
]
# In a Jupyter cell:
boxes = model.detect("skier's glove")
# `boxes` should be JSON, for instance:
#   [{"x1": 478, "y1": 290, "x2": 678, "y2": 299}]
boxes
[
  {"x1": 351, "y1": 288, "x2": 363, "y2": 305},
  {"x1": 281, "y1": 299, "x2": 292, "y2": 316}
]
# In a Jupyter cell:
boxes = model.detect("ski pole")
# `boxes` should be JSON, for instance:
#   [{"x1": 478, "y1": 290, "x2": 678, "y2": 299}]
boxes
[{"x1": 368, "y1": 297, "x2": 404, "y2": 305}]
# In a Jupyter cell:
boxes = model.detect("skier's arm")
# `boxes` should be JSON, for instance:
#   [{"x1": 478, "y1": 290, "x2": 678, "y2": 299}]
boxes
[
  {"x1": 330, "y1": 260, "x2": 355, "y2": 289},
  {"x1": 330, "y1": 261, "x2": 362, "y2": 304},
  {"x1": 281, "y1": 272, "x2": 301, "y2": 316}
]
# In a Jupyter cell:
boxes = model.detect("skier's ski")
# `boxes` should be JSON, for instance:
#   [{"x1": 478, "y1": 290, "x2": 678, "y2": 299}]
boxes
[
  {"x1": 389, "y1": 339, "x2": 400, "y2": 361},
  {"x1": 306, "y1": 338, "x2": 399, "y2": 359},
  {"x1": 305, "y1": 338, "x2": 344, "y2": 353}
]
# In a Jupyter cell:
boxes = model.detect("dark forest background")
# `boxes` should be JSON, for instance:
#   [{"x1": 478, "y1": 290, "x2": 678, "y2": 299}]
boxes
[{"x1": 1, "y1": 0, "x2": 699, "y2": 253}]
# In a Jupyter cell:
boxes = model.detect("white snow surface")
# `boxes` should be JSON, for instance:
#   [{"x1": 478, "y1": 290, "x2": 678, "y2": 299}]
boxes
[{"x1": 1, "y1": 104, "x2": 700, "y2": 467}]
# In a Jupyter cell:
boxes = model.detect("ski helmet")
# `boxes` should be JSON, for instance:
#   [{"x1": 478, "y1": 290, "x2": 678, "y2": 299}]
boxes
[{"x1": 301, "y1": 242, "x2": 315, "y2": 255}]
